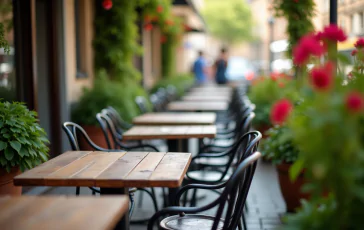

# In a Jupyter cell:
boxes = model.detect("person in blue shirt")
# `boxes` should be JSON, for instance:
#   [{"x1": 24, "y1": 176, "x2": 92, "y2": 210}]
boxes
[
  {"x1": 214, "y1": 48, "x2": 228, "y2": 85},
  {"x1": 192, "y1": 51, "x2": 207, "y2": 85}
]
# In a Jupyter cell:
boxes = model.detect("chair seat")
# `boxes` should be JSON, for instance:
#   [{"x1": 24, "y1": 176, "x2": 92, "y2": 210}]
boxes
[
  {"x1": 187, "y1": 170, "x2": 231, "y2": 182},
  {"x1": 194, "y1": 156, "x2": 230, "y2": 166},
  {"x1": 160, "y1": 214, "x2": 224, "y2": 230}
]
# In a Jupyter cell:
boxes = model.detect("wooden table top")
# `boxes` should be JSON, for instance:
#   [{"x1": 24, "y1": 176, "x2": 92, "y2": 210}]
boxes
[
  {"x1": 182, "y1": 95, "x2": 231, "y2": 102},
  {"x1": 132, "y1": 112, "x2": 216, "y2": 125},
  {"x1": 187, "y1": 91, "x2": 231, "y2": 97},
  {"x1": 0, "y1": 195, "x2": 129, "y2": 230},
  {"x1": 14, "y1": 151, "x2": 191, "y2": 188},
  {"x1": 167, "y1": 101, "x2": 228, "y2": 111},
  {"x1": 122, "y1": 125, "x2": 216, "y2": 140}
]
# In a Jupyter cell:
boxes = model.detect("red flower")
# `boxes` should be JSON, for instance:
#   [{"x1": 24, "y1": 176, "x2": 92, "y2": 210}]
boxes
[
  {"x1": 346, "y1": 91, "x2": 363, "y2": 113},
  {"x1": 320, "y1": 24, "x2": 347, "y2": 42},
  {"x1": 293, "y1": 34, "x2": 325, "y2": 65},
  {"x1": 278, "y1": 82, "x2": 285, "y2": 88},
  {"x1": 144, "y1": 24, "x2": 153, "y2": 31},
  {"x1": 310, "y1": 62, "x2": 334, "y2": 91},
  {"x1": 354, "y1": 38, "x2": 364, "y2": 48},
  {"x1": 160, "y1": 35, "x2": 167, "y2": 43},
  {"x1": 102, "y1": 0, "x2": 112, "y2": 10},
  {"x1": 351, "y1": 49, "x2": 358, "y2": 56},
  {"x1": 144, "y1": 15, "x2": 152, "y2": 23},
  {"x1": 157, "y1": 5, "x2": 163, "y2": 13},
  {"x1": 270, "y1": 99, "x2": 293, "y2": 125}
]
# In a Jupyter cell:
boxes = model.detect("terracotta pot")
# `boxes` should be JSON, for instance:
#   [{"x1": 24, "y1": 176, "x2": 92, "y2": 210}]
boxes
[
  {"x1": 276, "y1": 163, "x2": 309, "y2": 212},
  {"x1": 0, "y1": 167, "x2": 22, "y2": 195},
  {"x1": 79, "y1": 125, "x2": 113, "y2": 150}
]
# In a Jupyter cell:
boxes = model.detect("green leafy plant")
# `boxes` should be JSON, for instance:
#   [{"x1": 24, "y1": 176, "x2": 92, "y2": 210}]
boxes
[
  {"x1": 71, "y1": 72, "x2": 150, "y2": 126},
  {"x1": 151, "y1": 73, "x2": 194, "y2": 97},
  {"x1": 0, "y1": 101, "x2": 49, "y2": 172},
  {"x1": 262, "y1": 125, "x2": 299, "y2": 164}
]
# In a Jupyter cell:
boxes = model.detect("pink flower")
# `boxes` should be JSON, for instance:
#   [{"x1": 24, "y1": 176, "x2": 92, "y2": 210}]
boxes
[
  {"x1": 346, "y1": 91, "x2": 363, "y2": 113},
  {"x1": 355, "y1": 38, "x2": 364, "y2": 48},
  {"x1": 293, "y1": 34, "x2": 325, "y2": 65},
  {"x1": 320, "y1": 24, "x2": 347, "y2": 42},
  {"x1": 102, "y1": 0, "x2": 112, "y2": 10},
  {"x1": 270, "y1": 99, "x2": 293, "y2": 125},
  {"x1": 310, "y1": 62, "x2": 334, "y2": 91},
  {"x1": 351, "y1": 49, "x2": 358, "y2": 56}
]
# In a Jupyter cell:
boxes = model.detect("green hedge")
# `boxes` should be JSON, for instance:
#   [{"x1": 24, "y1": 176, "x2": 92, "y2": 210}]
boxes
[{"x1": 151, "y1": 73, "x2": 194, "y2": 97}]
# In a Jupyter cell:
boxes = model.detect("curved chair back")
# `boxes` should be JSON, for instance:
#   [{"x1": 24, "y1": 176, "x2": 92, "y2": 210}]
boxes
[
  {"x1": 215, "y1": 151, "x2": 261, "y2": 230},
  {"x1": 105, "y1": 106, "x2": 132, "y2": 130},
  {"x1": 62, "y1": 122, "x2": 108, "y2": 151},
  {"x1": 96, "y1": 112, "x2": 124, "y2": 150}
]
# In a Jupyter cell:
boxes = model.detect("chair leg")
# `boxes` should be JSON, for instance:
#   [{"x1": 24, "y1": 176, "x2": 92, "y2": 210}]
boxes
[
  {"x1": 130, "y1": 188, "x2": 159, "y2": 224},
  {"x1": 242, "y1": 211, "x2": 248, "y2": 230},
  {"x1": 138, "y1": 189, "x2": 144, "y2": 208},
  {"x1": 182, "y1": 190, "x2": 189, "y2": 207},
  {"x1": 76, "y1": 187, "x2": 80, "y2": 196},
  {"x1": 151, "y1": 188, "x2": 159, "y2": 211},
  {"x1": 129, "y1": 192, "x2": 135, "y2": 218},
  {"x1": 191, "y1": 188, "x2": 197, "y2": 207}
]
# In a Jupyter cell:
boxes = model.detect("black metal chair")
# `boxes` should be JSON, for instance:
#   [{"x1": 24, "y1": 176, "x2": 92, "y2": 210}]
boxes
[
  {"x1": 135, "y1": 96, "x2": 149, "y2": 114},
  {"x1": 147, "y1": 151, "x2": 262, "y2": 230},
  {"x1": 96, "y1": 111, "x2": 160, "y2": 152},
  {"x1": 62, "y1": 122, "x2": 138, "y2": 219}
]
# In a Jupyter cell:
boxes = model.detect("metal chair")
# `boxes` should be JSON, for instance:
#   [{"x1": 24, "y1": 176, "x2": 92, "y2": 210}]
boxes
[
  {"x1": 62, "y1": 122, "x2": 137, "y2": 218},
  {"x1": 135, "y1": 96, "x2": 149, "y2": 114},
  {"x1": 147, "y1": 151, "x2": 262, "y2": 230}
]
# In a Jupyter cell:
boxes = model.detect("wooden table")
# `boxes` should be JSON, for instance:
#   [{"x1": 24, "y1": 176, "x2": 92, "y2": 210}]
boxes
[
  {"x1": 132, "y1": 112, "x2": 216, "y2": 125},
  {"x1": 14, "y1": 151, "x2": 192, "y2": 230},
  {"x1": 186, "y1": 91, "x2": 231, "y2": 97},
  {"x1": 182, "y1": 95, "x2": 231, "y2": 102},
  {"x1": 0, "y1": 195, "x2": 129, "y2": 230},
  {"x1": 122, "y1": 125, "x2": 216, "y2": 152},
  {"x1": 167, "y1": 101, "x2": 228, "y2": 112}
]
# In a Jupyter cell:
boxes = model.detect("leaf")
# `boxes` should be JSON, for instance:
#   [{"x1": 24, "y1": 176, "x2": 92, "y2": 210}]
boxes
[
  {"x1": 9, "y1": 141, "x2": 21, "y2": 153},
  {"x1": 4, "y1": 147, "x2": 14, "y2": 161},
  {"x1": 289, "y1": 158, "x2": 305, "y2": 181},
  {"x1": 0, "y1": 141, "x2": 7, "y2": 151},
  {"x1": 18, "y1": 147, "x2": 27, "y2": 157}
]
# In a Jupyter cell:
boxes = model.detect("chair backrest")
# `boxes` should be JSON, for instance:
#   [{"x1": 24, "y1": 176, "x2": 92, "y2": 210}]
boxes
[
  {"x1": 135, "y1": 96, "x2": 148, "y2": 114},
  {"x1": 96, "y1": 112, "x2": 123, "y2": 150},
  {"x1": 215, "y1": 151, "x2": 261, "y2": 230},
  {"x1": 217, "y1": 130, "x2": 261, "y2": 181},
  {"x1": 102, "y1": 107, "x2": 131, "y2": 136},
  {"x1": 62, "y1": 122, "x2": 107, "y2": 151}
]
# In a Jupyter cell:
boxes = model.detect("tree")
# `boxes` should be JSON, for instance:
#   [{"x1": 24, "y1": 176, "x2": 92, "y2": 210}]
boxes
[{"x1": 202, "y1": 0, "x2": 253, "y2": 44}]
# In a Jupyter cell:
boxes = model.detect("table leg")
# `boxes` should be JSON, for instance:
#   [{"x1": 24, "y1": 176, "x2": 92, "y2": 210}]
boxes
[
  {"x1": 100, "y1": 188, "x2": 130, "y2": 230},
  {"x1": 168, "y1": 187, "x2": 179, "y2": 206},
  {"x1": 167, "y1": 139, "x2": 188, "y2": 152}
]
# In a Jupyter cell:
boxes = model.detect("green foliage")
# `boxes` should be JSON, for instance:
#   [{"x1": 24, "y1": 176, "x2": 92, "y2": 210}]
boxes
[
  {"x1": 0, "y1": 23, "x2": 9, "y2": 54},
  {"x1": 262, "y1": 125, "x2": 299, "y2": 165},
  {"x1": 202, "y1": 0, "x2": 253, "y2": 44},
  {"x1": 273, "y1": 0, "x2": 315, "y2": 57},
  {"x1": 93, "y1": 0, "x2": 141, "y2": 82},
  {"x1": 151, "y1": 73, "x2": 194, "y2": 97},
  {"x1": 248, "y1": 75, "x2": 296, "y2": 127},
  {"x1": 0, "y1": 101, "x2": 49, "y2": 172},
  {"x1": 71, "y1": 72, "x2": 149, "y2": 126}
]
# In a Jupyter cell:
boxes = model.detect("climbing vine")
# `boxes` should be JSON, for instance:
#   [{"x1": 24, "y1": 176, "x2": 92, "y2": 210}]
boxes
[{"x1": 273, "y1": 0, "x2": 316, "y2": 57}]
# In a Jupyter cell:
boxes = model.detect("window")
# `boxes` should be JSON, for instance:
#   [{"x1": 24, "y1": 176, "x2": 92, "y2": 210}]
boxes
[
  {"x1": 351, "y1": 14, "x2": 355, "y2": 34},
  {"x1": 74, "y1": 0, "x2": 87, "y2": 78},
  {"x1": 361, "y1": 12, "x2": 364, "y2": 32}
]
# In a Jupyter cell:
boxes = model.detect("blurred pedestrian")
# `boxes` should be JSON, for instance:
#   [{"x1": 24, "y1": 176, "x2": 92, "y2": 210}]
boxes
[
  {"x1": 192, "y1": 50, "x2": 207, "y2": 85},
  {"x1": 214, "y1": 48, "x2": 228, "y2": 84}
]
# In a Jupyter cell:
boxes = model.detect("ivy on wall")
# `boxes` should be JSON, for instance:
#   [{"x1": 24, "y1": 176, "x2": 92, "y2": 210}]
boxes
[{"x1": 273, "y1": 0, "x2": 315, "y2": 57}]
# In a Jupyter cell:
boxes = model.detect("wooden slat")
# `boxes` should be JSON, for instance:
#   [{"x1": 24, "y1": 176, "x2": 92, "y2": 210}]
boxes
[
  {"x1": 132, "y1": 112, "x2": 216, "y2": 125},
  {"x1": 125, "y1": 152, "x2": 166, "y2": 181},
  {"x1": 14, "y1": 151, "x2": 92, "y2": 186},
  {"x1": 167, "y1": 101, "x2": 228, "y2": 112},
  {"x1": 149, "y1": 152, "x2": 192, "y2": 187},
  {"x1": 0, "y1": 196, "x2": 129, "y2": 230},
  {"x1": 96, "y1": 152, "x2": 149, "y2": 187}
]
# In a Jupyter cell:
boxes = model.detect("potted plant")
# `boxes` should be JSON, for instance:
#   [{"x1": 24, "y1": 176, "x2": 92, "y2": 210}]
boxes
[
  {"x1": 0, "y1": 101, "x2": 49, "y2": 195},
  {"x1": 71, "y1": 74, "x2": 150, "y2": 149},
  {"x1": 262, "y1": 124, "x2": 307, "y2": 212}
]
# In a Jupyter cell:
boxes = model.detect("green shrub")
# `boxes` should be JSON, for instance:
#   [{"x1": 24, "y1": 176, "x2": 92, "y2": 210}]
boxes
[
  {"x1": 71, "y1": 74, "x2": 150, "y2": 126},
  {"x1": 0, "y1": 101, "x2": 49, "y2": 172},
  {"x1": 151, "y1": 73, "x2": 194, "y2": 96}
]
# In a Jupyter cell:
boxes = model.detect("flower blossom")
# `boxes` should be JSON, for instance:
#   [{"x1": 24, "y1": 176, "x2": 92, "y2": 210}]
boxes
[
  {"x1": 319, "y1": 24, "x2": 347, "y2": 42},
  {"x1": 355, "y1": 38, "x2": 364, "y2": 48},
  {"x1": 310, "y1": 62, "x2": 334, "y2": 91},
  {"x1": 293, "y1": 34, "x2": 325, "y2": 65},
  {"x1": 346, "y1": 91, "x2": 363, "y2": 113},
  {"x1": 270, "y1": 99, "x2": 293, "y2": 125},
  {"x1": 157, "y1": 5, "x2": 163, "y2": 13},
  {"x1": 144, "y1": 24, "x2": 153, "y2": 31},
  {"x1": 102, "y1": 0, "x2": 112, "y2": 10},
  {"x1": 351, "y1": 49, "x2": 358, "y2": 56}
]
